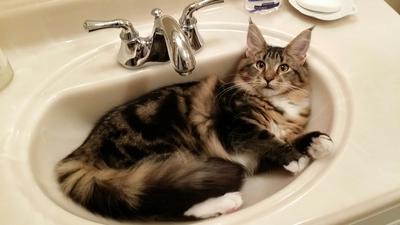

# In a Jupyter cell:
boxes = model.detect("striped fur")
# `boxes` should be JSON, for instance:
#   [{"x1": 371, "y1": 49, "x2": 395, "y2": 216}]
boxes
[{"x1": 56, "y1": 21, "x2": 332, "y2": 221}]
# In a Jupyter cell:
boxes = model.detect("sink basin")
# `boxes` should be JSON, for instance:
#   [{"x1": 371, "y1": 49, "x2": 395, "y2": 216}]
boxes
[{"x1": 19, "y1": 23, "x2": 351, "y2": 224}]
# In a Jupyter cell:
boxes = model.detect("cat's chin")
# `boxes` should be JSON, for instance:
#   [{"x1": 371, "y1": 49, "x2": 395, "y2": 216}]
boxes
[{"x1": 260, "y1": 88, "x2": 280, "y2": 98}]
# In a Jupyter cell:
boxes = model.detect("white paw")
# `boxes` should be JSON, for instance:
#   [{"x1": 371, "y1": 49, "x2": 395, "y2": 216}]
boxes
[
  {"x1": 284, "y1": 156, "x2": 310, "y2": 174},
  {"x1": 308, "y1": 135, "x2": 334, "y2": 159},
  {"x1": 184, "y1": 192, "x2": 243, "y2": 219}
]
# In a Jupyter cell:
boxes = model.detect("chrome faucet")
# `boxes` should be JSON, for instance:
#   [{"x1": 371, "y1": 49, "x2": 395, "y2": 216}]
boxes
[{"x1": 83, "y1": 0, "x2": 224, "y2": 76}]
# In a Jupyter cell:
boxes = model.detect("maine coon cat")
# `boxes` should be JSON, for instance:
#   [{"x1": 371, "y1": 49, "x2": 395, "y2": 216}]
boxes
[{"x1": 56, "y1": 21, "x2": 333, "y2": 221}]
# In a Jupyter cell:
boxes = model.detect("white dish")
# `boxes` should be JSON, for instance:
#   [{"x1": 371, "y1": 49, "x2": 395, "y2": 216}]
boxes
[
  {"x1": 288, "y1": 0, "x2": 357, "y2": 21},
  {"x1": 296, "y1": 0, "x2": 341, "y2": 13}
]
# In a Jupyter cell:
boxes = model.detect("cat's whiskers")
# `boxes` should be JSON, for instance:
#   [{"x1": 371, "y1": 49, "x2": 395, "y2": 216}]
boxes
[
  {"x1": 216, "y1": 81, "x2": 253, "y2": 105},
  {"x1": 271, "y1": 83, "x2": 308, "y2": 94},
  {"x1": 216, "y1": 83, "x2": 240, "y2": 104}
]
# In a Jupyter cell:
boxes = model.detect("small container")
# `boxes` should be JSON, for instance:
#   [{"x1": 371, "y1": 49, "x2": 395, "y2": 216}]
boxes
[
  {"x1": 245, "y1": 0, "x2": 281, "y2": 14},
  {"x1": 0, "y1": 48, "x2": 14, "y2": 91}
]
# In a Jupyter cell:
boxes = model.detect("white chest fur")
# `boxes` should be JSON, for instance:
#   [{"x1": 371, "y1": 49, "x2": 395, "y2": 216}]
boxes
[{"x1": 269, "y1": 96, "x2": 310, "y2": 121}]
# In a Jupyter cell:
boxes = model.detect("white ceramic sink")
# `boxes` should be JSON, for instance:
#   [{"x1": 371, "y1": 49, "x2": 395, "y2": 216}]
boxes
[
  {"x1": 2, "y1": 0, "x2": 400, "y2": 225},
  {"x1": 16, "y1": 23, "x2": 350, "y2": 224}
]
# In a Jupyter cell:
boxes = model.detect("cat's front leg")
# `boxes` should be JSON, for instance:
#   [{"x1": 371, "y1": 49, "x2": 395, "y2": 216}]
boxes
[
  {"x1": 257, "y1": 132, "x2": 333, "y2": 174},
  {"x1": 280, "y1": 132, "x2": 334, "y2": 174},
  {"x1": 230, "y1": 128, "x2": 311, "y2": 174},
  {"x1": 292, "y1": 131, "x2": 334, "y2": 160},
  {"x1": 259, "y1": 141, "x2": 311, "y2": 174},
  {"x1": 240, "y1": 133, "x2": 310, "y2": 174}
]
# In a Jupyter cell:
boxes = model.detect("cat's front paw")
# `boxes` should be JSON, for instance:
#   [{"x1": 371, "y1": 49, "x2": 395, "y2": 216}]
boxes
[
  {"x1": 308, "y1": 134, "x2": 334, "y2": 159},
  {"x1": 283, "y1": 156, "x2": 310, "y2": 174}
]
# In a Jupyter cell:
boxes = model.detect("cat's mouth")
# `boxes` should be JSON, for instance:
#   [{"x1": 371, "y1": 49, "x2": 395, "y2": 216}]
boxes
[
  {"x1": 258, "y1": 85, "x2": 277, "y2": 97},
  {"x1": 264, "y1": 84, "x2": 275, "y2": 90}
]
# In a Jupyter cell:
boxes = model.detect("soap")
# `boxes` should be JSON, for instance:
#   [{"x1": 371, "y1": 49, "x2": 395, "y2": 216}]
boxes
[
  {"x1": 296, "y1": 0, "x2": 341, "y2": 13},
  {"x1": 0, "y1": 48, "x2": 14, "y2": 91}
]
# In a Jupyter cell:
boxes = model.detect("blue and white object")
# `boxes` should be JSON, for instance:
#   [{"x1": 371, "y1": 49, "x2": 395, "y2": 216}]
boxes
[{"x1": 245, "y1": 0, "x2": 281, "y2": 14}]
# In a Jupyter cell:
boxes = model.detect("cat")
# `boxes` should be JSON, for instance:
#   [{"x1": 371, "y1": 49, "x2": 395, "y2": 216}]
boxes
[{"x1": 55, "y1": 20, "x2": 333, "y2": 221}]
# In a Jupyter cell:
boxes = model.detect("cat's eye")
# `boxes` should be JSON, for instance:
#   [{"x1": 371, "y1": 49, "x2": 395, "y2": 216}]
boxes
[
  {"x1": 278, "y1": 64, "x2": 290, "y2": 73},
  {"x1": 256, "y1": 61, "x2": 265, "y2": 69}
]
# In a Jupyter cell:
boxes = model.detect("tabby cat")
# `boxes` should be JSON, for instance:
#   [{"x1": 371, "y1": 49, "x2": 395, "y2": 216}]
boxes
[{"x1": 56, "y1": 21, "x2": 333, "y2": 221}]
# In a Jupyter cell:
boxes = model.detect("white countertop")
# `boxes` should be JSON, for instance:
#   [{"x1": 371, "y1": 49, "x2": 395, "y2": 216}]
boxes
[{"x1": 0, "y1": 0, "x2": 399, "y2": 224}]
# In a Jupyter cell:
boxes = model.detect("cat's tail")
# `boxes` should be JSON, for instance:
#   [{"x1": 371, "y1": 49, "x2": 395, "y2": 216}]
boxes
[{"x1": 55, "y1": 152, "x2": 245, "y2": 220}]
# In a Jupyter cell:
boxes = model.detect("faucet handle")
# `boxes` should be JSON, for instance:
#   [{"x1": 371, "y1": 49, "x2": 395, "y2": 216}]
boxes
[
  {"x1": 83, "y1": 19, "x2": 139, "y2": 41},
  {"x1": 179, "y1": 0, "x2": 224, "y2": 26},
  {"x1": 179, "y1": 0, "x2": 224, "y2": 51},
  {"x1": 151, "y1": 8, "x2": 163, "y2": 18}
]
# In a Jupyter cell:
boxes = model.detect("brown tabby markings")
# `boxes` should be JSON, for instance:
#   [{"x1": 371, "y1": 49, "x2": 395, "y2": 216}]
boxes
[{"x1": 189, "y1": 76, "x2": 231, "y2": 160}]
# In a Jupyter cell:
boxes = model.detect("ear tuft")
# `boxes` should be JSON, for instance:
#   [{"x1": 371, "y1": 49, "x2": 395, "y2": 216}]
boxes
[
  {"x1": 284, "y1": 27, "x2": 313, "y2": 65},
  {"x1": 246, "y1": 19, "x2": 267, "y2": 57}
]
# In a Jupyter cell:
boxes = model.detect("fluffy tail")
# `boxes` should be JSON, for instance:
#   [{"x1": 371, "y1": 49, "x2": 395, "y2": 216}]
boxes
[{"x1": 56, "y1": 153, "x2": 245, "y2": 221}]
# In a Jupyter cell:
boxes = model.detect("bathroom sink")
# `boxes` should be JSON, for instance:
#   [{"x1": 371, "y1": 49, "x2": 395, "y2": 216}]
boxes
[
  {"x1": 16, "y1": 23, "x2": 351, "y2": 224},
  {"x1": 3, "y1": 0, "x2": 400, "y2": 224}
]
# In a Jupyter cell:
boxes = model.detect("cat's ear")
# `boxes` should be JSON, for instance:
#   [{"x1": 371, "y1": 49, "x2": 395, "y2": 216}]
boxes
[
  {"x1": 246, "y1": 19, "x2": 267, "y2": 57},
  {"x1": 285, "y1": 27, "x2": 313, "y2": 65}
]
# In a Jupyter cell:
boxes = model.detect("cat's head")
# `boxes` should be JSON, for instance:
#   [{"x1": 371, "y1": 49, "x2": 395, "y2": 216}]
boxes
[{"x1": 234, "y1": 20, "x2": 313, "y2": 97}]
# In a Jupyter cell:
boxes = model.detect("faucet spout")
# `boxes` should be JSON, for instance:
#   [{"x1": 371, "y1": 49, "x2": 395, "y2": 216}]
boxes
[{"x1": 152, "y1": 10, "x2": 195, "y2": 76}]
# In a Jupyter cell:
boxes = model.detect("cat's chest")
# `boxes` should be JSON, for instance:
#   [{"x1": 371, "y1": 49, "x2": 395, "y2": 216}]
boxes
[
  {"x1": 269, "y1": 96, "x2": 310, "y2": 122},
  {"x1": 265, "y1": 96, "x2": 310, "y2": 140}
]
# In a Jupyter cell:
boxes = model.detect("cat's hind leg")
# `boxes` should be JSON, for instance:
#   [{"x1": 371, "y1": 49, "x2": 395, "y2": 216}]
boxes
[
  {"x1": 184, "y1": 192, "x2": 243, "y2": 219},
  {"x1": 179, "y1": 158, "x2": 245, "y2": 219},
  {"x1": 134, "y1": 156, "x2": 246, "y2": 220}
]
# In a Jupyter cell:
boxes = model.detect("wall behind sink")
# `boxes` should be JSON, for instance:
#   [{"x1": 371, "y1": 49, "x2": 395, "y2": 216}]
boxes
[
  {"x1": 0, "y1": 0, "x2": 49, "y2": 12},
  {"x1": 0, "y1": 0, "x2": 193, "y2": 49}
]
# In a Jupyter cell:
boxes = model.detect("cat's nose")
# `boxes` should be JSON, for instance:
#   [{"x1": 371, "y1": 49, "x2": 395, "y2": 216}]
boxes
[{"x1": 265, "y1": 76, "x2": 274, "y2": 83}]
